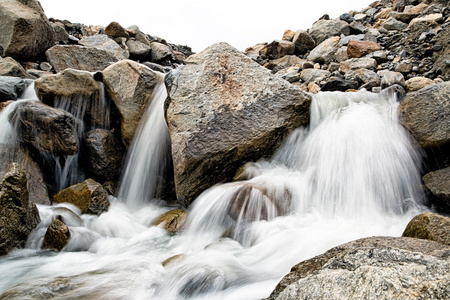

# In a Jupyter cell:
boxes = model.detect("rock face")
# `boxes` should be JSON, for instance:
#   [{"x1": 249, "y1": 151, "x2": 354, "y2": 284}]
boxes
[
  {"x1": 53, "y1": 179, "x2": 109, "y2": 215},
  {"x1": 0, "y1": 0, "x2": 55, "y2": 61},
  {"x1": 0, "y1": 76, "x2": 25, "y2": 101},
  {"x1": 0, "y1": 163, "x2": 40, "y2": 256},
  {"x1": 46, "y1": 45, "x2": 119, "y2": 72},
  {"x1": 34, "y1": 68, "x2": 107, "y2": 128},
  {"x1": 8, "y1": 101, "x2": 79, "y2": 155},
  {"x1": 423, "y1": 167, "x2": 450, "y2": 211},
  {"x1": 102, "y1": 60, "x2": 160, "y2": 145},
  {"x1": 165, "y1": 43, "x2": 311, "y2": 205},
  {"x1": 399, "y1": 82, "x2": 450, "y2": 149},
  {"x1": 403, "y1": 212, "x2": 450, "y2": 246},
  {"x1": 154, "y1": 209, "x2": 188, "y2": 233},
  {"x1": 83, "y1": 129, "x2": 124, "y2": 182},
  {"x1": 42, "y1": 218, "x2": 71, "y2": 251},
  {"x1": 268, "y1": 236, "x2": 450, "y2": 300}
]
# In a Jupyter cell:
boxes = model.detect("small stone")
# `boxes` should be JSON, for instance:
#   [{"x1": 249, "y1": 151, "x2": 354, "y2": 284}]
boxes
[
  {"x1": 282, "y1": 30, "x2": 296, "y2": 41},
  {"x1": 42, "y1": 218, "x2": 71, "y2": 251},
  {"x1": 381, "y1": 71, "x2": 405, "y2": 88},
  {"x1": 405, "y1": 76, "x2": 434, "y2": 92},
  {"x1": 395, "y1": 62, "x2": 412, "y2": 73},
  {"x1": 308, "y1": 82, "x2": 321, "y2": 94},
  {"x1": 154, "y1": 209, "x2": 188, "y2": 233}
]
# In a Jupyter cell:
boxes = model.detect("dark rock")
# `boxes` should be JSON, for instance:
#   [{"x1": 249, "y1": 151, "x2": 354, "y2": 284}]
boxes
[
  {"x1": 102, "y1": 181, "x2": 119, "y2": 197},
  {"x1": 0, "y1": 57, "x2": 31, "y2": 79},
  {"x1": 83, "y1": 129, "x2": 124, "y2": 182},
  {"x1": 0, "y1": 163, "x2": 40, "y2": 256},
  {"x1": 382, "y1": 17, "x2": 408, "y2": 31},
  {"x1": 321, "y1": 77, "x2": 359, "y2": 91},
  {"x1": 403, "y1": 212, "x2": 450, "y2": 245},
  {"x1": 102, "y1": 59, "x2": 160, "y2": 145},
  {"x1": 266, "y1": 55, "x2": 304, "y2": 74},
  {"x1": 395, "y1": 61, "x2": 413, "y2": 73},
  {"x1": 268, "y1": 236, "x2": 450, "y2": 300},
  {"x1": 105, "y1": 21, "x2": 129, "y2": 39},
  {"x1": 292, "y1": 30, "x2": 315, "y2": 55},
  {"x1": 42, "y1": 218, "x2": 71, "y2": 251},
  {"x1": 423, "y1": 167, "x2": 450, "y2": 212},
  {"x1": 53, "y1": 178, "x2": 109, "y2": 215},
  {"x1": 154, "y1": 209, "x2": 188, "y2": 233},
  {"x1": 165, "y1": 43, "x2": 311, "y2": 205},
  {"x1": 260, "y1": 40, "x2": 295, "y2": 60},
  {"x1": 126, "y1": 39, "x2": 151, "y2": 60},
  {"x1": 149, "y1": 42, "x2": 175, "y2": 64},
  {"x1": 340, "y1": 13, "x2": 355, "y2": 24},
  {"x1": 8, "y1": 101, "x2": 79, "y2": 155},
  {"x1": 46, "y1": 45, "x2": 119, "y2": 72},
  {"x1": 0, "y1": 76, "x2": 25, "y2": 101},
  {"x1": 0, "y1": 0, "x2": 55, "y2": 61}
]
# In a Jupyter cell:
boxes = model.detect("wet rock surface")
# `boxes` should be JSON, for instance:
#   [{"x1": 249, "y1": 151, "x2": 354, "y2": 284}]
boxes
[
  {"x1": 402, "y1": 212, "x2": 450, "y2": 245},
  {"x1": 42, "y1": 218, "x2": 71, "y2": 251}
]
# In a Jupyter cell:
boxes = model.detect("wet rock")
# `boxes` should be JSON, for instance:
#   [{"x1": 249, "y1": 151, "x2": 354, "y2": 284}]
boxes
[
  {"x1": 307, "y1": 36, "x2": 341, "y2": 64},
  {"x1": 300, "y1": 69, "x2": 330, "y2": 83},
  {"x1": 403, "y1": 212, "x2": 450, "y2": 245},
  {"x1": 347, "y1": 40, "x2": 382, "y2": 58},
  {"x1": 102, "y1": 181, "x2": 119, "y2": 197},
  {"x1": 0, "y1": 76, "x2": 25, "y2": 101},
  {"x1": 399, "y1": 82, "x2": 450, "y2": 149},
  {"x1": 308, "y1": 19, "x2": 350, "y2": 44},
  {"x1": 149, "y1": 42, "x2": 175, "y2": 64},
  {"x1": 0, "y1": 163, "x2": 40, "y2": 256},
  {"x1": 422, "y1": 167, "x2": 450, "y2": 212},
  {"x1": 105, "y1": 21, "x2": 129, "y2": 39},
  {"x1": 382, "y1": 17, "x2": 408, "y2": 31},
  {"x1": 0, "y1": 57, "x2": 31, "y2": 79},
  {"x1": 260, "y1": 40, "x2": 295, "y2": 60},
  {"x1": 165, "y1": 43, "x2": 311, "y2": 205},
  {"x1": 9, "y1": 101, "x2": 79, "y2": 155},
  {"x1": 102, "y1": 60, "x2": 159, "y2": 145},
  {"x1": 42, "y1": 218, "x2": 71, "y2": 251},
  {"x1": 79, "y1": 34, "x2": 129, "y2": 60},
  {"x1": 83, "y1": 129, "x2": 124, "y2": 182},
  {"x1": 340, "y1": 57, "x2": 377, "y2": 73},
  {"x1": 154, "y1": 209, "x2": 188, "y2": 233},
  {"x1": 0, "y1": 0, "x2": 55, "y2": 61},
  {"x1": 46, "y1": 45, "x2": 119, "y2": 72},
  {"x1": 405, "y1": 77, "x2": 435, "y2": 92},
  {"x1": 381, "y1": 71, "x2": 405, "y2": 88},
  {"x1": 53, "y1": 178, "x2": 109, "y2": 215},
  {"x1": 292, "y1": 30, "x2": 315, "y2": 55},
  {"x1": 268, "y1": 236, "x2": 450, "y2": 300},
  {"x1": 126, "y1": 39, "x2": 151, "y2": 61},
  {"x1": 228, "y1": 184, "x2": 277, "y2": 222}
]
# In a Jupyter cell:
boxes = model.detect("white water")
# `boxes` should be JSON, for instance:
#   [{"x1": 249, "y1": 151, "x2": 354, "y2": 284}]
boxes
[
  {"x1": 0, "y1": 89, "x2": 426, "y2": 299},
  {"x1": 118, "y1": 72, "x2": 171, "y2": 210}
]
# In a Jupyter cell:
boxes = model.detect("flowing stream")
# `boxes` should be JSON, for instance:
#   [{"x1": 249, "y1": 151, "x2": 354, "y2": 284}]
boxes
[{"x1": 0, "y1": 84, "x2": 426, "y2": 299}]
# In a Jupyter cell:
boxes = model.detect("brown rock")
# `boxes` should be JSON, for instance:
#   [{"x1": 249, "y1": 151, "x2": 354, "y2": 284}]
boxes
[
  {"x1": 105, "y1": 21, "x2": 129, "y2": 39},
  {"x1": 423, "y1": 167, "x2": 450, "y2": 212},
  {"x1": 260, "y1": 40, "x2": 295, "y2": 60},
  {"x1": 374, "y1": 7, "x2": 394, "y2": 20},
  {"x1": 154, "y1": 209, "x2": 188, "y2": 233},
  {"x1": 0, "y1": 163, "x2": 40, "y2": 256},
  {"x1": 0, "y1": 57, "x2": 31, "y2": 79},
  {"x1": 228, "y1": 184, "x2": 276, "y2": 222},
  {"x1": 292, "y1": 30, "x2": 315, "y2": 55},
  {"x1": 42, "y1": 218, "x2": 71, "y2": 251},
  {"x1": 282, "y1": 30, "x2": 296, "y2": 41},
  {"x1": 402, "y1": 212, "x2": 450, "y2": 245},
  {"x1": 53, "y1": 179, "x2": 109, "y2": 215},
  {"x1": 347, "y1": 40, "x2": 382, "y2": 58},
  {"x1": 405, "y1": 77, "x2": 435, "y2": 93}
]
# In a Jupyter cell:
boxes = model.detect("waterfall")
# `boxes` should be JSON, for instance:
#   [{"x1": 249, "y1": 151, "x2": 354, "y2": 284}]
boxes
[
  {"x1": 118, "y1": 72, "x2": 171, "y2": 209},
  {"x1": 0, "y1": 89, "x2": 426, "y2": 300}
]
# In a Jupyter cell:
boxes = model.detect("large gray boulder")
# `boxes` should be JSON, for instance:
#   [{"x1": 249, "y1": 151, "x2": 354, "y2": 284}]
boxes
[
  {"x1": 0, "y1": 76, "x2": 25, "y2": 101},
  {"x1": 165, "y1": 43, "x2": 311, "y2": 205},
  {"x1": 0, "y1": 0, "x2": 55, "y2": 61},
  {"x1": 307, "y1": 36, "x2": 341, "y2": 64},
  {"x1": 46, "y1": 45, "x2": 119, "y2": 72},
  {"x1": 268, "y1": 236, "x2": 450, "y2": 300},
  {"x1": 8, "y1": 101, "x2": 79, "y2": 155},
  {"x1": 0, "y1": 163, "x2": 40, "y2": 256},
  {"x1": 34, "y1": 68, "x2": 108, "y2": 128},
  {"x1": 399, "y1": 82, "x2": 450, "y2": 149},
  {"x1": 102, "y1": 60, "x2": 160, "y2": 145},
  {"x1": 79, "y1": 34, "x2": 129, "y2": 60},
  {"x1": 308, "y1": 19, "x2": 350, "y2": 44}
]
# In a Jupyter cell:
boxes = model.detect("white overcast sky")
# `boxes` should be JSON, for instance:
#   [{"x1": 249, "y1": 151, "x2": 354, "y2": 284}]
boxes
[{"x1": 39, "y1": 0, "x2": 373, "y2": 52}]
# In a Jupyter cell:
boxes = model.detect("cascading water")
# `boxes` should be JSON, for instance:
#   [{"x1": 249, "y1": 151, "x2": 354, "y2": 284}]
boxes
[
  {"x1": 118, "y1": 72, "x2": 171, "y2": 210},
  {"x1": 0, "y1": 88, "x2": 426, "y2": 300}
]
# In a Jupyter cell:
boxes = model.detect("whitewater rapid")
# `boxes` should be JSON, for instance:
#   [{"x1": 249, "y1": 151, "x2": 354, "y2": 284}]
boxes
[{"x1": 0, "y1": 83, "x2": 426, "y2": 299}]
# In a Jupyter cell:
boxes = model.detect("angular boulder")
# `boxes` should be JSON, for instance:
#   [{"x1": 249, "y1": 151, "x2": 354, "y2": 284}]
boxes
[
  {"x1": 79, "y1": 34, "x2": 129, "y2": 60},
  {"x1": 307, "y1": 36, "x2": 341, "y2": 64},
  {"x1": 42, "y1": 218, "x2": 71, "y2": 251},
  {"x1": 0, "y1": 0, "x2": 55, "y2": 61},
  {"x1": 149, "y1": 42, "x2": 175, "y2": 64},
  {"x1": 154, "y1": 209, "x2": 188, "y2": 233},
  {"x1": 399, "y1": 82, "x2": 450, "y2": 149},
  {"x1": 340, "y1": 57, "x2": 377, "y2": 73},
  {"x1": 347, "y1": 40, "x2": 381, "y2": 58},
  {"x1": 260, "y1": 40, "x2": 295, "y2": 60},
  {"x1": 34, "y1": 68, "x2": 108, "y2": 128},
  {"x1": 0, "y1": 57, "x2": 31, "y2": 79},
  {"x1": 266, "y1": 55, "x2": 304, "y2": 74},
  {"x1": 300, "y1": 69, "x2": 330, "y2": 83},
  {"x1": 82, "y1": 129, "x2": 125, "y2": 182},
  {"x1": 308, "y1": 19, "x2": 350, "y2": 44},
  {"x1": 53, "y1": 178, "x2": 109, "y2": 215},
  {"x1": 0, "y1": 163, "x2": 40, "y2": 256},
  {"x1": 268, "y1": 236, "x2": 450, "y2": 300},
  {"x1": 165, "y1": 43, "x2": 311, "y2": 205},
  {"x1": 126, "y1": 39, "x2": 151, "y2": 61},
  {"x1": 292, "y1": 30, "x2": 315, "y2": 55},
  {"x1": 102, "y1": 60, "x2": 160, "y2": 145},
  {"x1": 422, "y1": 167, "x2": 450, "y2": 212},
  {"x1": 105, "y1": 21, "x2": 129, "y2": 39},
  {"x1": 0, "y1": 76, "x2": 25, "y2": 101},
  {"x1": 8, "y1": 101, "x2": 79, "y2": 155},
  {"x1": 403, "y1": 212, "x2": 450, "y2": 245},
  {"x1": 46, "y1": 45, "x2": 119, "y2": 72}
]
